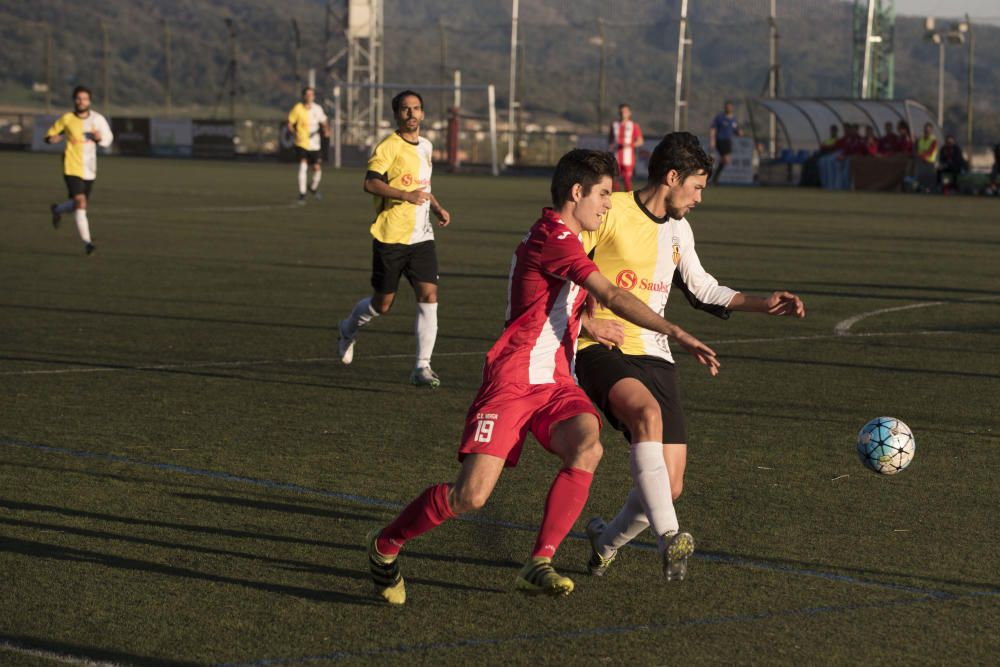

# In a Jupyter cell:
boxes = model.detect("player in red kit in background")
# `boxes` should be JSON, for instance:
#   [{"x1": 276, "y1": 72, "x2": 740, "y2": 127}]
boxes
[
  {"x1": 609, "y1": 104, "x2": 644, "y2": 191},
  {"x1": 365, "y1": 149, "x2": 719, "y2": 605}
]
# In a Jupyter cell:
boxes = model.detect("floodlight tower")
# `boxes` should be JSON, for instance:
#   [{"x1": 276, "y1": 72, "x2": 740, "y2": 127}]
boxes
[
  {"x1": 852, "y1": 0, "x2": 895, "y2": 99},
  {"x1": 325, "y1": 0, "x2": 384, "y2": 145}
]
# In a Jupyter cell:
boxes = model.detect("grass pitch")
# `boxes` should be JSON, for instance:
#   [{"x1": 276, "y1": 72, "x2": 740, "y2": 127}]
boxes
[{"x1": 1, "y1": 152, "x2": 998, "y2": 666}]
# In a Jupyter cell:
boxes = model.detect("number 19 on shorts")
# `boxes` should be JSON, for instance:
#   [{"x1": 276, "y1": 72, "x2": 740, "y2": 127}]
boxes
[{"x1": 473, "y1": 419, "x2": 495, "y2": 443}]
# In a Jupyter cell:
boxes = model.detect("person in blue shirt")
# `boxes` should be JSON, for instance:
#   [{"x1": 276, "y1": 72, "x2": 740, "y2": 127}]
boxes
[{"x1": 709, "y1": 101, "x2": 741, "y2": 185}]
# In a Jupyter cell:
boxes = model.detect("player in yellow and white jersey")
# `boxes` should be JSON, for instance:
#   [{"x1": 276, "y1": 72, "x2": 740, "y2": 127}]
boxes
[
  {"x1": 337, "y1": 90, "x2": 451, "y2": 387},
  {"x1": 45, "y1": 86, "x2": 114, "y2": 255},
  {"x1": 578, "y1": 132, "x2": 806, "y2": 581},
  {"x1": 287, "y1": 87, "x2": 329, "y2": 204}
]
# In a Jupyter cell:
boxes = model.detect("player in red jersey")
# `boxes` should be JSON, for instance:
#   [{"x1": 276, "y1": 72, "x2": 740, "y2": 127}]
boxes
[
  {"x1": 608, "y1": 104, "x2": 644, "y2": 191},
  {"x1": 366, "y1": 149, "x2": 720, "y2": 604}
]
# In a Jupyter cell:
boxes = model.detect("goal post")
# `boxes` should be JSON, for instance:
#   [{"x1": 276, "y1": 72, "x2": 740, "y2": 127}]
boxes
[{"x1": 327, "y1": 80, "x2": 499, "y2": 176}]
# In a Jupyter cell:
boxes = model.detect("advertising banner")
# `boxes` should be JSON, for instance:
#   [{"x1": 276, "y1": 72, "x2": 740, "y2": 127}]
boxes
[
  {"x1": 111, "y1": 117, "x2": 151, "y2": 156},
  {"x1": 192, "y1": 120, "x2": 234, "y2": 158},
  {"x1": 151, "y1": 118, "x2": 193, "y2": 157}
]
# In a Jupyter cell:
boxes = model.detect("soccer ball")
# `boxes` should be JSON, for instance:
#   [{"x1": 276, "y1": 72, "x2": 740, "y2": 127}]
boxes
[{"x1": 856, "y1": 417, "x2": 915, "y2": 475}]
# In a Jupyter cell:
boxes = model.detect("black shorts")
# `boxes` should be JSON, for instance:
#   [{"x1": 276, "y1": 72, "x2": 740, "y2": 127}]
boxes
[
  {"x1": 371, "y1": 239, "x2": 439, "y2": 293},
  {"x1": 64, "y1": 176, "x2": 94, "y2": 199},
  {"x1": 716, "y1": 138, "x2": 733, "y2": 156},
  {"x1": 294, "y1": 147, "x2": 322, "y2": 165},
  {"x1": 574, "y1": 345, "x2": 688, "y2": 445}
]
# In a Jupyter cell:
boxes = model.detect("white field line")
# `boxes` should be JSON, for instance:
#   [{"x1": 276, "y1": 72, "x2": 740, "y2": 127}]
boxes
[
  {"x1": 0, "y1": 640, "x2": 124, "y2": 667},
  {"x1": 833, "y1": 302, "x2": 944, "y2": 336},
  {"x1": 2, "y1": 327, "x2": 995, "y2": 378}
]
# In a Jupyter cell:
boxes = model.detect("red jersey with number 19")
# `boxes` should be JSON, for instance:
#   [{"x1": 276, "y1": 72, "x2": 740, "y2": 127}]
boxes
[{"x1": 482, "y1": 208, "x2": 599, "y2": 386}]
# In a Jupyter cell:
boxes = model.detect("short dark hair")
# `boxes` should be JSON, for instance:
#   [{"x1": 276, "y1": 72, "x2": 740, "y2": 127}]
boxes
[
  {"x1": 72, "y1": 85, "x2": 92, "y2": 99},
  {"x1": 302, "y1": 86, "x2": 315, "y2": 96},
  {"x1": 550, "y1": 149, "x2": 618, "y2": 208},
  {"x1": 392, "y1": 90, "x2": 424, "y2": 115},
  {"x1": 647, "y1": 132, "x2": 714, "y2": 185}
]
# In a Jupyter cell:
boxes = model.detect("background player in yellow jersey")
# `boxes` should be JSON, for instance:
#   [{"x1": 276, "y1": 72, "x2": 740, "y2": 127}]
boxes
[
  {"x1": 287, "y1": 87, "x2": 329, "y2": 204},
  {"x1": 337, "y1": 90, "x2": 451, "y2": 387},
  {"x1": 578, "y1": 132, "x2": 805, "y2": 581},
  {"x1": 45, "y1": 86, "x2": 114, "y2": 255}
]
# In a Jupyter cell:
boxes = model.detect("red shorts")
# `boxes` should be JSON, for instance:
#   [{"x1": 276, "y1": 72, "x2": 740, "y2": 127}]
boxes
[{"x1": 458, "y1": 381, "x2": 601, "y2": 467}]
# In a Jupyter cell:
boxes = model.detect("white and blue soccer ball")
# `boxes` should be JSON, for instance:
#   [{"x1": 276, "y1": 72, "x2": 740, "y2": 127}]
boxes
[{"x1": 857, "y1": 417, "x2": 915, "y2": 475}]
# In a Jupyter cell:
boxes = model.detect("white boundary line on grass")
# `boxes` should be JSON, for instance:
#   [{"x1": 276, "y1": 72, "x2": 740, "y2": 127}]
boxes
[{"x1": 0, "y1": 640, "x2": 124, "y2": 667}]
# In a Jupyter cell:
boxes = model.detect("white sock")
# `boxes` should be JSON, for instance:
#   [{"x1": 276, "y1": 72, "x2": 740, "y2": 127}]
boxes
[
  {"x1": 55, "y1": 199, "x2": 76, "y2": 214},
  {"x1": 597, "y1": 487, "x2": 651, "y2": 558},
  {"x1": 414, "y1": 302, "x2": 438, "y2": 369},
  {"x1": 630, "y1": 440, "x2": 678, "y2": 552},
  {"x1": 310, "y1": 169, "x2": 322, "y2": 192},
  {"x1": 343, "y1": 297, "x2": 378, "y2": 338},
  {"x1": 74, "y1": 208, "x2": 92, "y2": 244},
  {"x1": 297, "y1": 162, "x2": 307, "y2": 195}
]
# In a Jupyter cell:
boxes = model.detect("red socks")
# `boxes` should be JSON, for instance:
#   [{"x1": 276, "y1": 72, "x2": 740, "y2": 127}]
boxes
[
  {"x1": 377, "y1": 483, "x2": 455, "y2": 556},
  {"x1": 532, "y1": 467, "x2": 594, "y2": 559}
]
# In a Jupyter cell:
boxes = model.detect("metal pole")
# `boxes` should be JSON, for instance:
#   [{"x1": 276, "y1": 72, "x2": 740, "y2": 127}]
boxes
[
  {"x1": 163, "y1": 20, "x2": 172, "y2": 113},
  {"x1": 673, "y1": 0, "x2": 689, "y2": 131},
  {"x1": 768, "y1": 0, "x2": 777, "y2": 156},
  {"x1": 454, "y1": 69, "x2": 461, "y2": 110},
  {"x1": 937, "y1": 39, "x2": 944, "y2": 127},
  {"x1": 333, "y1": 84, "x2": 342, "y2": 168},
  {"x1": 506, "y1": 0, "x2": 518, "y2": 165},
  {"x1": 860, "y1": 0, "x2": 877, "y2": 98},
  {"x1": 488, "y1": 83, "x2": 499, "y2": 176},
  {"x1": 597, "y1": 17, "x2": 606, "y2": 133},
  {"x1": 966, "y1": 15, "x2": 974, "y2": 147}
]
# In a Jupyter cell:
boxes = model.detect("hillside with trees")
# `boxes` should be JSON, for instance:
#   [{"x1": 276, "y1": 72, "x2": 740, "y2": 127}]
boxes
[{"x1": 1, "y1": 0, "x2": 996, "y2": 142}]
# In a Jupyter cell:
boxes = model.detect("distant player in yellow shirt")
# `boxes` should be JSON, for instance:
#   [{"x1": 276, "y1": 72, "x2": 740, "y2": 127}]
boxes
[
  {"x1": 337, "y1": 90, "x2": 451, "y2": 387},
  {"x1": 45, "y1": 85, "x2": 114, "y2": 255},
  {"x1": 578, "y1": 132, "x2": 805, "y2": 581},
  {"x1": 287, "y1": 87, "x2": 329, "y2": 204}
]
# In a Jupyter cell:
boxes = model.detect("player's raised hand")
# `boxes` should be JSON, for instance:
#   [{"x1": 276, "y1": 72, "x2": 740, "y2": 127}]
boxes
[
  {"x1": 672, "y1": 329, "x2": 720, "y2": 377},
  {"x1": 765, "y1": 291, "x2": 805, "y2": 318}
]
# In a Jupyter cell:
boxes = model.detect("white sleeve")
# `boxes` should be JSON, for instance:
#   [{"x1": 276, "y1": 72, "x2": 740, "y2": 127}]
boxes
[
  {"x1": 673, "y1": 219, "x2": 737, "y2": 318},
  {"x1": 97, "y1": 114, "x2": 113, "y2": 148},
  {"x1": 317, "y1": 106, "x2": 328, "y2": 123}
]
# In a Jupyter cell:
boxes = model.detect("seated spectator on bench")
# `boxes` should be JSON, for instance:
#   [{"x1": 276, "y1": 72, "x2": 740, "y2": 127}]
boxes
[
  {"x1": 878, "y1": 121, "x2": 898, "y2": 154},
  {"x1": 937, "y1": 135, "x2": 967, "y2": 194},
  {"x1": 896, "y1": 121, "x2": 914, "y2": 155}
]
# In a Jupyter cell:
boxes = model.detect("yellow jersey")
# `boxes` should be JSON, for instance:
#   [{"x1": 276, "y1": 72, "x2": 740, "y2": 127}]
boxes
[
  {"x1": 579, "y1": 191, "x2": 737, "y2": 362},
  {"x1": 45, "y1": 111, "x2": 113, "y2": 180},
  {"x1": 367, "y1": 132, "x2": 434, "y2": 245},
  {"x1": 287, "y1": 102, "x2": 327, "y2": 151}
]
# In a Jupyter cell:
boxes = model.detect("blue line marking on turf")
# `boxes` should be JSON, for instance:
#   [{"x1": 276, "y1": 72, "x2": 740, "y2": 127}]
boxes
[
  {"x1": 0, "y1": 437, "x2": 978, "y2": 602},
  {"x1": 216, "y1": 592, "x2": 976, "y2": 666}
]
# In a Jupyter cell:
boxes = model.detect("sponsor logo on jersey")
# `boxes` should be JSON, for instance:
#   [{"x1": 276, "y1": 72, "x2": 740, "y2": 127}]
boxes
[
  {"x1": 672, "y1": 236, "x2": 681, "y2": 265},
  {"x1": 639, "y1": 278, "x2": 671, "y2": 293},
  {"x1": 401, "y1": 173, "x2": 413, "y2": 186},
  {"x1": 616, "y1": 269, "x2": 638, "y2": 290}
]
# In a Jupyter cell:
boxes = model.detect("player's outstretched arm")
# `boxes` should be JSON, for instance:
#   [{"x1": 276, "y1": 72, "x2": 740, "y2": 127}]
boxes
[
  {"x1": 583, "y1": 271, "x2": 719, "y2": 376},
  {"x1": 728, "y1": 291, "x2": 805, "y2": 318}
]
